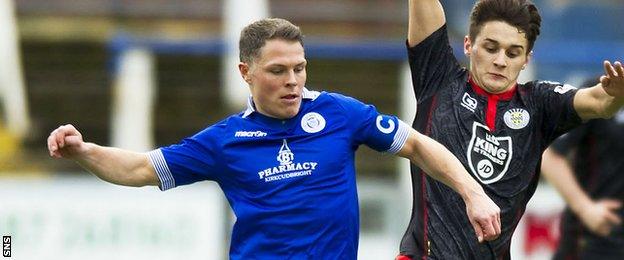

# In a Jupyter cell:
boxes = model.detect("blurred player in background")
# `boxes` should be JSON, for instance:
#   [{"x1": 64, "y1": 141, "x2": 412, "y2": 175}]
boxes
[
  {"x1": 48, "y1": 18, "x2": 500, "y2": 259},
  {"x1": 400, "y1": 0, "x2": 624, "y2": 259},
  {"x1": 542, "y1": 77, "x2": 624, "y2": 260}
]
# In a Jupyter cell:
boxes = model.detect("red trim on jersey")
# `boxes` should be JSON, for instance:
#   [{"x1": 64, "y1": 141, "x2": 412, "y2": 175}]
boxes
[
  {"x1": 468, "y1": 76, "x2": 516, "y2": 132},
  {"x1": 421, "y1": 172, "x2": 428, "y2": 260},
  {"x1": 587, "y1": 137, "x2": 599, "y2": 192},
  {"x1": 421, "y1": 96, "x2": 436, "y2": 259},
  {"x1": 395, "y1": 255, "x2": 413, "y2": 260}
]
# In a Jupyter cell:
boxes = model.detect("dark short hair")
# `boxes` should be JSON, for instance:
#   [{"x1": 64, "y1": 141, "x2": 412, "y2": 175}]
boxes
[
  {"x1": 469, "y1": 0, "x2": 541, "y2": 53},
  {"x1": 239, "y1": 18, "x2": 304, "y2": 64}
]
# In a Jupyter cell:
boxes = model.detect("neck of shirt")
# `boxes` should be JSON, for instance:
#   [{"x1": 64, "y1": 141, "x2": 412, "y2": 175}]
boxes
[{"x1": 468, "y1": 75, "x2": 516, "y2": 132}]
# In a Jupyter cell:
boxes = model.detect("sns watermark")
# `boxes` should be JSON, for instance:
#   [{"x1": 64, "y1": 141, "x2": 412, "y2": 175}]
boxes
[{"x1": 2, "y1": 236, "x2": 10, "y2": 257}]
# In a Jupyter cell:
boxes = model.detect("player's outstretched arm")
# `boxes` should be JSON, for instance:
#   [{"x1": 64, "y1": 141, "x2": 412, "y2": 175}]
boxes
[
  {"x1": 397, "y1": 128, "x2": 501, "y2": 242},
  {"x1": 47, "y1": 124, "x2": 159, "y2": 187},
  {"x1": 407, "y1": 0, "x2": 446, "y2": 47},
  {"x1": 574, "y1": 61, "x2": 624, "y2": 120},
  {"x1": 541, "y1": 147, "x2": 622, "y2": 236}
]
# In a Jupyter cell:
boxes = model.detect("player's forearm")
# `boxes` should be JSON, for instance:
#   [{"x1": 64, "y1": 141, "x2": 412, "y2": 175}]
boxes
[
  {"x1": 541, "y1": 148, "x2": 592, "y2": 214},
  {"x1": 408, "y1": 0, "x2": 446, "y2": 46},
  {"x1": 575, "y1": 86, "x2": 624, "y2": 120},
  {"x1": 405, "y1": 131, "x2": 486, "y2": 200},
  {"x1": 602, "y1": 95, "x2": 624, "y2": 118},
  {"x1": 74, "y1": 143, "x2": 157, "y2": 187}
]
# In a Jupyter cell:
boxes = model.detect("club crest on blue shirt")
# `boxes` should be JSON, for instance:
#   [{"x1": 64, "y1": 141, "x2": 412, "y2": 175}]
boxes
[
  {"x1": 301, "y1": 112, "x2": 326, "y2": 133},
  {"x1": 503, "y1": 108, "x2": 530, "y2": 130}
]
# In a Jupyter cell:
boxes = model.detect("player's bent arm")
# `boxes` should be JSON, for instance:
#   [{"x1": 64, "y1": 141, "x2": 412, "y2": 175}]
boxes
[
  {"x1": 541, "y1": 148, "x2": 593, "y2": 219},
  {"x1": 74, "y1": 143, "x2": 160, "y2": 187},
  {"x1": 396, "y1": 129, "x2": 480, "y2": 198},
  {"x1": 574, "y1": 61, "x2": 624, "y2": 120},
  {"x1": 541, "y1": 147, "x2": 622, "y2": 236},
  {"x1": 47, "y1": 124, "x2": 159, "y2": 187},
  {"x1": 408, "y1": 0, "x2": 446, "y2": 47},
  {"x1": 573, "y1": 84, "x2": 624, "y2": 120},
  {"x1": 396, "y1": 128, "x2": 501, "y2": 241}
]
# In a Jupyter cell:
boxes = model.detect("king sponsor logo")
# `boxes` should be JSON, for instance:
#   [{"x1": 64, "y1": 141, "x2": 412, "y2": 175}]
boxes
[
  {"x1": 257, "y1": 139, "x2": 318, "y2": 182},
  {"x1": 467, "y1": 122, "x2": 513, "y2": 184}
]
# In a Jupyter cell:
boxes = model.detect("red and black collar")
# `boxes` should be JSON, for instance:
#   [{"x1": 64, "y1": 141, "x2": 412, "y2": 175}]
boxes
[{"x1": 468, "y1": 75, "x2": 517, "y2": 131}]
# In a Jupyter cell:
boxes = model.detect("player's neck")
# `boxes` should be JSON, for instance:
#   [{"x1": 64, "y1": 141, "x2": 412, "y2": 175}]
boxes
[{"x1": 468, "y1": 75, "x2": 516, "y2": 100}]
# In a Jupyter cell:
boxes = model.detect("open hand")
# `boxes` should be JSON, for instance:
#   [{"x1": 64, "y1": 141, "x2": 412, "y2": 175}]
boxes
[{"x1": 600, "y1": 61, "x2": 624, "y2": 98}]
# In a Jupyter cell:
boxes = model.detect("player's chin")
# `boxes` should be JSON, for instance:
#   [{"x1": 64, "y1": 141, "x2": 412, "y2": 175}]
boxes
[
  {"x1": 280, "y1": 105, "x2": 300, "y2": 119},
  {"x1": 484, "y1": 82, "x2": 508, "y2": 93}
]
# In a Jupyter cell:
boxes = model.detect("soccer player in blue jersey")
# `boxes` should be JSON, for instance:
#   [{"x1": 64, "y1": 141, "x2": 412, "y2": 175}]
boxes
[
  {"x1": 400, "y1": 0, "x2": 624, "y2": 259},
  {"x1": 47, "y1": 18, "x2": 500, "y2": 259}
]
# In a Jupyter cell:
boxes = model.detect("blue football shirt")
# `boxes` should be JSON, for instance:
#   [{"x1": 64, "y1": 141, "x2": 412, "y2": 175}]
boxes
[{"x1": 148, "y1": 88, "x2": 409, "y2": 259}]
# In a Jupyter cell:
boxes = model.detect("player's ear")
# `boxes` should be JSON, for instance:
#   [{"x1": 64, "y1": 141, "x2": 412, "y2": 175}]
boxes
[
  {"x1": 463, "y1": 35, "x2": 472, "y2": 57},
  {"x1": 523, "y1": 51, "x2": 533, "y2": 70},
  {"x1": 238, "y1": 62, "x2": 252, "y2": 84}
]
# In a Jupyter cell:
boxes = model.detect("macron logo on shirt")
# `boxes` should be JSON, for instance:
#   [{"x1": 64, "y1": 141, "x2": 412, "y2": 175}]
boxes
[{"x1": 235, "y1": 131, "x2": 267, "y2": 137}]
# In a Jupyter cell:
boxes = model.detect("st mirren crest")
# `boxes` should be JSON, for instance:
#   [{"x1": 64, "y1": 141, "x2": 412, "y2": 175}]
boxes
[
  {"x1": 503, "y1": 108, "x2": 530, "y2": 130},
  {"x1": 277, "y1": 139, "x2": 294, "y2": 165},
  {"x1": 467, "y1": 122, "x2": 513, "y2": 184}
]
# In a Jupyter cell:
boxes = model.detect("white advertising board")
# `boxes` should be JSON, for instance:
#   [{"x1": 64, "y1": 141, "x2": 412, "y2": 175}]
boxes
[{"x1": 0, "y1": 177, "x2": 226, "y2": 260}]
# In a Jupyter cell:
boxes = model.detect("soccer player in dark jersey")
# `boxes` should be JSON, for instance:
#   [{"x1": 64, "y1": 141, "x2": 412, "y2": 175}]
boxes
[
  {"x1": 47, "y1": 18, "x2": 500, "y2": 259},
  {"x1": 542, "y1": 78, "x2": 624, "y2": 259},
  {"x1": 399, "y1": 0, "x2": 624, "y2": 259}
]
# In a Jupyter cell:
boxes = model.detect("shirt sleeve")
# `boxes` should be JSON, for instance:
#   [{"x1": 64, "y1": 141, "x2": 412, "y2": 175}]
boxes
[
  {"x1": 534, "y1": 81, "x2": 583, "y2": 144},
  {"x1": 407, "y1": 24, "x2": 464, "y2": 102},
  {"x1": 549, "y1": 124, "x2": 588, "y2": 156},
  {"x1": 329, "y1": 93, "x2": 409, "y2": 154},
  {"x1": 147, "y1": 127, "x2": 223, "y2": 191}
]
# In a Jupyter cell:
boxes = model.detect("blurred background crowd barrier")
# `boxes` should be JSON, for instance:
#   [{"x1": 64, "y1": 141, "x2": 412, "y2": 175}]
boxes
[{"x1": 0, "y1": 0, "x2": 622, "y2": 259}]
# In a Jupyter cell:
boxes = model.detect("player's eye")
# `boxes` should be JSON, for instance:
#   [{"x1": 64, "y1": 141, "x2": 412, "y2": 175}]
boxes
[
  {"x1": 485, "y1": 47, "x2": 497, "y2": 53},
  {"x1": 506, "y1": 50, "x2": 520, "y2": 58}
]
